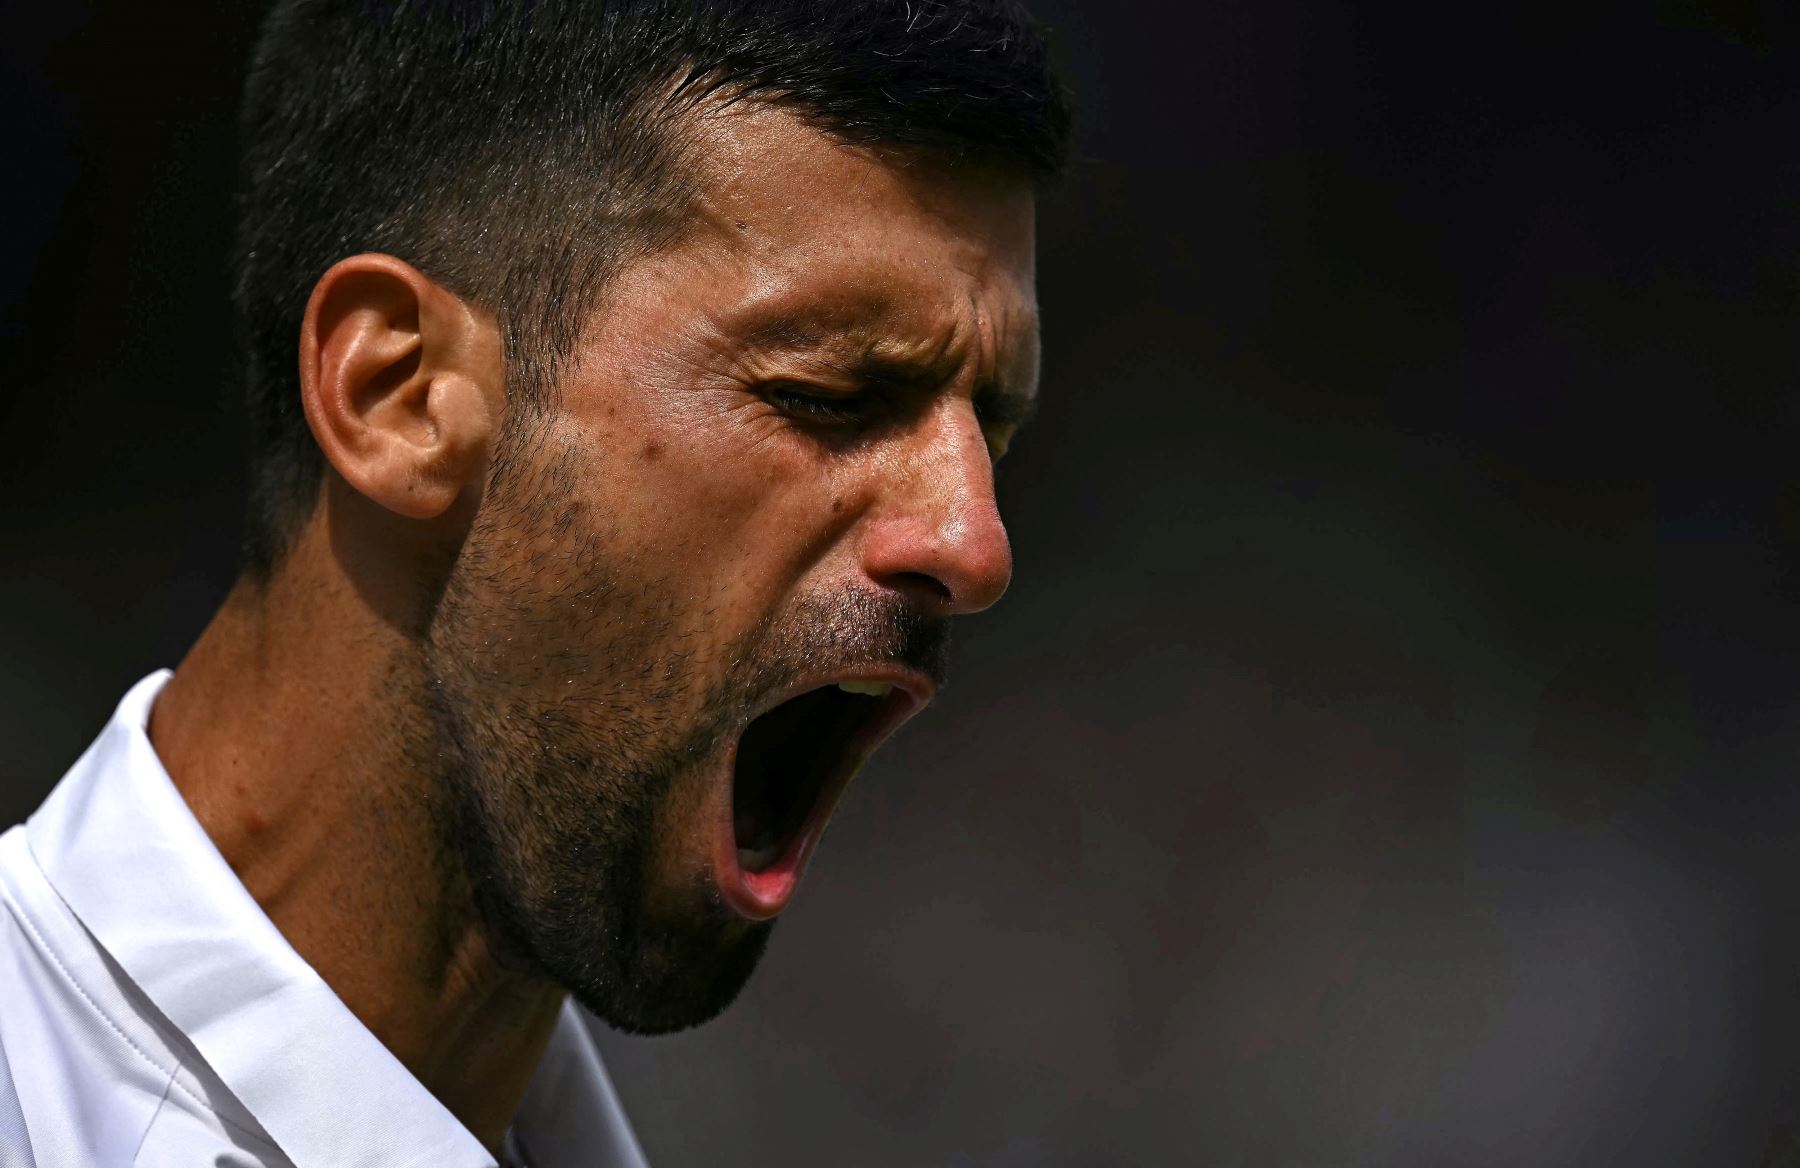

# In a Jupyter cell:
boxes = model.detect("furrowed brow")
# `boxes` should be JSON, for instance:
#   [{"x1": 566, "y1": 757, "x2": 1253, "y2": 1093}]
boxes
[
  {"x1": 741, "y1": 312, "x2": 960, "y2": 384},
  {"x1": 739, "y1": 309, "x2": 1038, "y2": 422},
  {"x1": 739, "y1": 314, "x2": 840, "y2": 354}
]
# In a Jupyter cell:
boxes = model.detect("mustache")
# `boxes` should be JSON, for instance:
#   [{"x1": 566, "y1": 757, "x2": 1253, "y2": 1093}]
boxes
[{"x1": 729, "y1": 587, "x2": 950, "y2": 699}]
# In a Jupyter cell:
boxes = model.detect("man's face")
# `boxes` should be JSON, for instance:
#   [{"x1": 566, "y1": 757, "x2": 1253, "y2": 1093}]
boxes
[{"x1": 419, "y1": 104, "x2": 1040, "y2": 1034}]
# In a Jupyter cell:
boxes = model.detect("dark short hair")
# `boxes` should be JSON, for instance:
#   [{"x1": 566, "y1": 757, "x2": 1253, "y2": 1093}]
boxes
[{"x1": 234, "y1": 0, "x2": 1073, "y2": 574}]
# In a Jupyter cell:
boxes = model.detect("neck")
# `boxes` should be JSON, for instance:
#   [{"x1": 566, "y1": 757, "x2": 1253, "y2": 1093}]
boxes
[{"x1": 150, "y1": 520, "x2": 559, "y2": 1153}]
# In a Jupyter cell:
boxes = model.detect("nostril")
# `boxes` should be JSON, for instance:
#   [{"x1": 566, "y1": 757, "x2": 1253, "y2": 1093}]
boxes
[{"x1": 887, "y1": 570, "x2": 953, "y2": 607}]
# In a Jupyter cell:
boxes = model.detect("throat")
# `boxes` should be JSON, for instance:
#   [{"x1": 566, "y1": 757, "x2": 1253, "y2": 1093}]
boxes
[
  {"x1": 152, "y1": 617, "x2": 562, "y2": 1153},
  {"x1": 413, "y1": 966, "x2": 567, "y2": 1156}
]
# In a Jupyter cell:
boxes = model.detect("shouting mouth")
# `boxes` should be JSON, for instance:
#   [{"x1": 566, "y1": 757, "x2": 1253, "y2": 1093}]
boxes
[{"x1": 713, "y1": 672, "x2": 927, "y2": 920}]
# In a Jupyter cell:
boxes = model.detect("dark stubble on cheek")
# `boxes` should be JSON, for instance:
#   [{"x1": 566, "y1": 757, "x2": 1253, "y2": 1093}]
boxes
[{"x1": 410, "y1": 423, "x2": 950, "y2": 1035}]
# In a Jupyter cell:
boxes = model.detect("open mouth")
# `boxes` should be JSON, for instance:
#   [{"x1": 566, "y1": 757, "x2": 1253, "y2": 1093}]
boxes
[{"x1": 721, "y1": 678, "x2": 920, "y2": 915}]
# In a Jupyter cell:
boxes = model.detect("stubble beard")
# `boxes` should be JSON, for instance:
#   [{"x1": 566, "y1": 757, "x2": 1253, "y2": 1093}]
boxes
[{"x1": 405, "y1": 422, "x2": 947, "y2": 1035}]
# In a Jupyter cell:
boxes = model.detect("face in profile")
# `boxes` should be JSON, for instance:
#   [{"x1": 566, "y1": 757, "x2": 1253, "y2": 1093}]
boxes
[{"x1": 417, "y1": 103, "x2": 1042, "y2": 1034}]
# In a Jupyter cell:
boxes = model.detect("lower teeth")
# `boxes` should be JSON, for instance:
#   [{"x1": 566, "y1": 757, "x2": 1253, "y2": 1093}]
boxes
[{"x1": 738, "y1": 844, "x2": 782, "y2": 872}]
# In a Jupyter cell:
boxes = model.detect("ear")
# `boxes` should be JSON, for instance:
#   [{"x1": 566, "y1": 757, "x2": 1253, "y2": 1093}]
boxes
[{"x1": 298, "y1": 254, "x2": 502, "y2": 521}]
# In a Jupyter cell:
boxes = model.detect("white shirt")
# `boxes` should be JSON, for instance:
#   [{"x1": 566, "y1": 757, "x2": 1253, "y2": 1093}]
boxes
[{"x1": 0, "y1": 672, "x2": 649, "y2": 1168}]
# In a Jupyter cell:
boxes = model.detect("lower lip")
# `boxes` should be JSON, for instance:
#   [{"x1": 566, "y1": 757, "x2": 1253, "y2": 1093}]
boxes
[
  {"x1": 711, "y1": 735, "x2": 843, "y2": 921},
  {"x1": 712, "y1": 811, "x2": 818, "y2": 922}
]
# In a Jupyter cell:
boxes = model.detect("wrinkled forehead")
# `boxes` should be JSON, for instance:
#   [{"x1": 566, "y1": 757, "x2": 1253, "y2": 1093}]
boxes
[{"x1": 669, "y1": 100, "x2": 1042, "y2": 389}]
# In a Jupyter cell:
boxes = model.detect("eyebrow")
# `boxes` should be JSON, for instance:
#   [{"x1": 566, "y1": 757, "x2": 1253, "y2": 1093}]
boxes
[
  {"x1": 740, "y1": 316, "x2": 957, "y2": 381},
  {"x1": 738, "y1": 310, "x2": 1041, "y2": 431}
]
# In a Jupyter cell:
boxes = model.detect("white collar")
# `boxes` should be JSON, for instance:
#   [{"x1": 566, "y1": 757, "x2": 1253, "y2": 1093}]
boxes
[{"x1": 27, "y1": 671, "x2": 646, "y2": 1168}]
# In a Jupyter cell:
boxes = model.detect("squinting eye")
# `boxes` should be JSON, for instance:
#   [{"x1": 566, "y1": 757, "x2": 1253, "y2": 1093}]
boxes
[
  {"x1": 971, "y1": 400, "x2": 1011, "y2": 460},
  {"x1": 768, "y1": 384, "x2": 873, "y2": 425}
]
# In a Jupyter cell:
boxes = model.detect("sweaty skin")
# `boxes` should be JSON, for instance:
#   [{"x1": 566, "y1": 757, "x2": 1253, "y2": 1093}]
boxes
[{"x1": 151, "y1": 103, "x2": 1039, "y2": 1152}]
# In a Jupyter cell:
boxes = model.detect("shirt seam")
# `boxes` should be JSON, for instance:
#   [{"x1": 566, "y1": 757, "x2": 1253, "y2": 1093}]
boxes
[
  {"x1": 1, "y1": 884, "x2": 283, "y2": 1156},
  {"x1": 131, "y1": 1068, "x2": 179, "y2": 1165}
]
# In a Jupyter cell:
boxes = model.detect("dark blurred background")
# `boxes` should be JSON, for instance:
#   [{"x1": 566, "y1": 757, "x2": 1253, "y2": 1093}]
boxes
[{"x1": 6, "y1": 2, "x2": 1800, "y2": 1164}]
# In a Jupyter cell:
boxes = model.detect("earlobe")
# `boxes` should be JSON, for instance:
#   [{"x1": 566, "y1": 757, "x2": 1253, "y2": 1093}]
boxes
[{"x1": 299, "y1": 253, "x2": 502, "y2": 522}]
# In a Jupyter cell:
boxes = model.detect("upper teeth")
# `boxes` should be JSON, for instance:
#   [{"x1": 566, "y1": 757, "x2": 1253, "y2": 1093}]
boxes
[{"x1": 837, "y1": 681, "x2": 894, "y2": 697}]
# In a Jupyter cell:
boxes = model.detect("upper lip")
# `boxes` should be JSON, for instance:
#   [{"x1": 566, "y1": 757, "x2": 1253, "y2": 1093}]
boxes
[{"x1": 737, "y1": 664, "x2": 937, "y2": 732}]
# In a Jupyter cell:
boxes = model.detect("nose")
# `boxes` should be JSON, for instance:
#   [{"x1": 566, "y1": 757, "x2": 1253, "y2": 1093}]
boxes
[{"x1": 859, "y1": 400, "x2": 1013, "y2": 616}]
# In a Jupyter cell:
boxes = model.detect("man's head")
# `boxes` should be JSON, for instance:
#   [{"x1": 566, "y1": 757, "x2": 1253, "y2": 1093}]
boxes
[{"x1": 236, "y1": 0, "x2": 1069, "y2": 1034}]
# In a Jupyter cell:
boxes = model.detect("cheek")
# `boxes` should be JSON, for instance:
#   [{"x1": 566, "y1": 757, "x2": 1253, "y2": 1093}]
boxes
[{"x1": 588, "y1": 401, "x2": 844, "y2": 589}]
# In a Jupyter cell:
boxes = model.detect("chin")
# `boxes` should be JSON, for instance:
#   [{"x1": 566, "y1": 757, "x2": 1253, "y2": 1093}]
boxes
[
  {"x1": 540, "y1": 874, "x2": 781, "y2": 1036},
  {"x1": 560, "y1": 905, "x2": 777, "y2": 1037},
  {"x1": 468, "y1": 792, "x2": 780, "y2": 1036}
]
